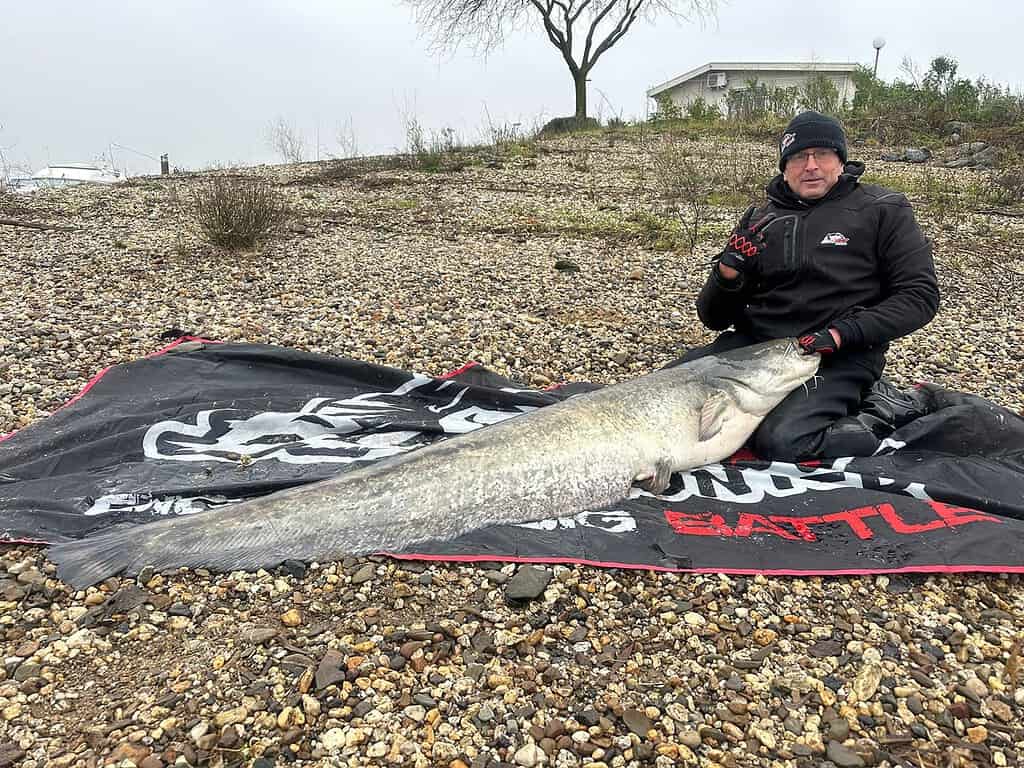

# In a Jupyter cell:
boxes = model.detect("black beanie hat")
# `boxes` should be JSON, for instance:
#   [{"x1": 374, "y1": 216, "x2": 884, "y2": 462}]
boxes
[{"x1": 778, "y1": 110, "x2": 848, "y2": 171}]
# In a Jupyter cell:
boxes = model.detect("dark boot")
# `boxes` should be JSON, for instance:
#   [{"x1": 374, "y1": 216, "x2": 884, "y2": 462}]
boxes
[
  {"x1": 860, "y1": 379, "x2": 935, "y2": 431},
  {"x1": 817, "y1": 413, "x2": 888, "y2": 458}
]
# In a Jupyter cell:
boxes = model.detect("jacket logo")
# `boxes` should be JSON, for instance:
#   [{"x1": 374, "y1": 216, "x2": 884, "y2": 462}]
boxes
[
  {"x1": 781, "y1": 132, "x2": 796, "y2": 151},
  {"x1": 820, "y1": 232, "x2": 850, "y2": 246}
]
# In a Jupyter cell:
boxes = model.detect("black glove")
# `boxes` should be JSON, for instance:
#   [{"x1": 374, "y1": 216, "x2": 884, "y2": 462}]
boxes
[
  {"x1": 798, "y1": 328, "x2": 840, "y2": 355},
  {"x1": 717, "y1": 206, "x2": 777, "y2": 275}
]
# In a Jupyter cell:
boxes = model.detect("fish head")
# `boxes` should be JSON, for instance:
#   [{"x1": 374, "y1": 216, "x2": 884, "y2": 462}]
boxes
[{"x1": 703, "y1": 338, "x2": 821, "y2": 416}]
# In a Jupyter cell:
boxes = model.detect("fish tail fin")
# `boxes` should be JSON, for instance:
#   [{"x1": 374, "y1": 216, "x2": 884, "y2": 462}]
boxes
[{"x1": 49, "y1": 526, "x2": 146, "y2": 589}]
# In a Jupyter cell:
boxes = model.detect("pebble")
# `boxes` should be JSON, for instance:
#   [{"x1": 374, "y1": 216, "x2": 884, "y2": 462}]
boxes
[
  {"x1": 826, "y1": 740, "x2": 865, "y2": 767},
  {"x1": 513, "y1": 742, "x2": 546, "y2": 767},
  {"x1": 505, "y1": 566, "x2": 553, "y2": 601}
]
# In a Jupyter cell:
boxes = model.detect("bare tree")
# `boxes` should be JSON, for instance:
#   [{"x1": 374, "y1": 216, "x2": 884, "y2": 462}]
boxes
[
  {"x1": 334, "y1": 117, "x2": 360, "y2": 159},
  {"x1": 266, "y1": 116, "x2": 306, "y2": 164},
  {"x1": 404, "y1": 0, "x2": 715, "y2": 122}
]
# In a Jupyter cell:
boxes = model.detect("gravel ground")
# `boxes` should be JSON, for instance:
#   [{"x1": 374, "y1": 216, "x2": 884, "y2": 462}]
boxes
[{"x1": 1, "y1": 132, "x2": 1023, "y2": 768}]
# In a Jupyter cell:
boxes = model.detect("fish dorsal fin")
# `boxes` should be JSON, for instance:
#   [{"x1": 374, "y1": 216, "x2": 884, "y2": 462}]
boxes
[{"x1": 698, "y1": 391, "x2": 733, "y2": 442}]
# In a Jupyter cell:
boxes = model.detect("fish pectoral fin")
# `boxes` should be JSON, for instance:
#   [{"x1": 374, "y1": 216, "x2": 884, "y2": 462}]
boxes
[
  {"x1": 698, "y1": 392, "x2": 733, "y2": 442},
  {"x1": 635, "y1": 457, "x2": 673, "y2": 495}
]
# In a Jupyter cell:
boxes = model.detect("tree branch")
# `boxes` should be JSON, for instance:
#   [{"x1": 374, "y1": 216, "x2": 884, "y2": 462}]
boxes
[
  {"x1": 530, "y1": 0, "x2": 578, "y2": 73},
  {"x1": 585, "y1": 0, "x2": 644, "y2": 69}
]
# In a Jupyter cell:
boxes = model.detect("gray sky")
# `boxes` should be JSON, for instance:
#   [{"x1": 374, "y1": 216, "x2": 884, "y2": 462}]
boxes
[{"x1": 2, "y1": 0, "x2": 1022, "y2": 176}]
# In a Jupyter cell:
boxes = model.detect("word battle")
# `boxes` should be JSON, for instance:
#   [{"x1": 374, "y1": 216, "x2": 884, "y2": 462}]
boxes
[{"x1": 665, "y1": 501, "x2": 999, "y2": 541}]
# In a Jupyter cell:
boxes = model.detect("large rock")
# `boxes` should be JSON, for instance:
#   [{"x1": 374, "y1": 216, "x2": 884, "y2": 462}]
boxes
[
  {"x1": 942, "y1": 144, "x2": 998, "y2": 169},
  {"x1": 943, "y1": 120, "x2": 970, "y2": 136},
  {"x1": 880, "y1": 147, "x2": 930, "y2": 163}
]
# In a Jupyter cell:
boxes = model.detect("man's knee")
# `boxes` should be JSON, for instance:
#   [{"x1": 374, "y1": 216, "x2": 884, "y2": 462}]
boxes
[
  {"x1": 751, "y1": 420, "x2": 816, "y2": 463},
  {"x1": 752, "y1": 414, "x2": 884, "y2": 462}
]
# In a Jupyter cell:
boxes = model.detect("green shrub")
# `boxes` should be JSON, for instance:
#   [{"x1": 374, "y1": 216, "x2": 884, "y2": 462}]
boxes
[
  {"x1": 800, "y1": 73, "x2": 841, "y2": 114},
  {"x1": 649, "y1": 94, "x2": 684, "y2": 123},
  {"x1": 846, "y1": 58, "x2": 1024, "y2": 140},
  {"x1": 726, "y1": 79, "x2": 799, "y2": 122},
  {"x1": 191, "y1": 175, "x2": 289, "y2": 249},
  {"x1": 685, "y1": 97, "x2": 721, "y2": 122}
]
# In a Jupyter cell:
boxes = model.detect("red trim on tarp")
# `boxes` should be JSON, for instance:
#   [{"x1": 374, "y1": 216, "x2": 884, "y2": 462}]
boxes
[
  {"x1": 1, "y1": 336, "x2": 220, "y2": 443},
  {"x1": 385, "y1": 552, "x2": 1024, "y2": 575}
]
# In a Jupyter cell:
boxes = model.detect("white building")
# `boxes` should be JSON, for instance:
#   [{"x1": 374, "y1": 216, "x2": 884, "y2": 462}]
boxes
[{"x1": 647, "y1": 62, "x2": 860, "y2": 118}]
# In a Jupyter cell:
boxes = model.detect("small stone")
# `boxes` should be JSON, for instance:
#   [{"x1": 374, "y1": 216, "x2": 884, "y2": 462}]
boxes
[
  {"x1": 351, "y1": 564, "x2": 375, "y2": 584},
  {"x1": 967, "y1": 725, "x2": 988, "y2": 743},
  {"x1": 988, "y1": 698, "x2": 1013, "y2": 722},
  {"x1": 109, "y1": 743, "x2": 151, "y2": 765},
  {"x1": 505, "y1": 566, "x2": 552, "y2": 601},
  {"x1": 190, "y1": 722, "x2": 209, "y2": 743},
  {"x1": 809, "y1": 639, "x2": 844, "y2": 657},
  {"x1": 679, "y1": 730, "x2": 701, "y2": 748},
  {"x1": 827, "y1": 718, "x2": 849, "y2": 741},
  {"x1": 513, "y1": 742, "x2": 546, "y2": 766},
  {"x1": 404, "y1": 705, "x2": 427, "y2": 723},
  {"x1": 0, "y1": 745, "x2": 26, "y2": 768},
  {"x1": 316, "y1": 649, "x2": 346, "y2": 690},
  {"x1": 753, "y1": 628, "x2": 777, "y2": 646},
  {"x1": 826, "y1": 740, "x2": 865, "y2": 767},
  {"x1": 321, "y1": 728, "x2": 346, "y2": 751},
  {"x1": 301, "y1": 694, "x2": 321, "y2": 718},
  {"x1": 244, "y1": 626, "x2": 278, "y2": 644},
  {"x1": 962, "y1": 677, "x2": 989, "y2": 699},
  {"x1": 850, "y1": 663, "x2": 883, "y2": 703},
  {"x1": 280, "y1": 608, "x2": 302, "y2": 627},
  {"x1": 13, "y1": 662, "x2": 40, "y2": 682},
  {"x1": 213, "y1": 706, "x2": 248, "y2": 727},
  {"x1": 622, "y1": 708, "x2": 653, "y2": 737},
  {"x1": 749, "y1": 724, "x2": 776, "y2": 749}
]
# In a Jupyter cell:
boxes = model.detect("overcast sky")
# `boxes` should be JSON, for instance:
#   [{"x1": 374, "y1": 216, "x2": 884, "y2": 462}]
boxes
[{"x1": 2, "y1": 0, "x2": 1022, "y2": 176}]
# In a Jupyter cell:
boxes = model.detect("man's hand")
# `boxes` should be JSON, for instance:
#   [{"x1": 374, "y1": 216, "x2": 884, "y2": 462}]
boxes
[
  {"x1": 717, "y1": 206, "x2": 776, "y2": 279},
  {"x1": 798, "y1": 328, "x2": 841, "y2": 355}
]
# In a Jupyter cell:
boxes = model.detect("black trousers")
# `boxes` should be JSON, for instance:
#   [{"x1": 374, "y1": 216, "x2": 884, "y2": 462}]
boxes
[{"x1": 665, "y1": 331, "x2": 887, "y2": 461}]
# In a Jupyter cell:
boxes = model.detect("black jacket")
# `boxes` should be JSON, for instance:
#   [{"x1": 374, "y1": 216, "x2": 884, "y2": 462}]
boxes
[{"x1": 696, "y1": 162, "x2": 939, "y2": 350}]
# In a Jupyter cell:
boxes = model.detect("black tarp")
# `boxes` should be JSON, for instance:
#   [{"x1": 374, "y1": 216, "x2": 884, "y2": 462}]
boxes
[{"x1": 2, "y1": 338, "x2": 1023, "y2": 574}]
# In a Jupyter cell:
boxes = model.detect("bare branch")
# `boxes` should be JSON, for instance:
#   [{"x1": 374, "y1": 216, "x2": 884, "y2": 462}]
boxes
[
  {"x1": 581, "y1": 0, "x2": 636, "y2": 70},
  {"x1": 265, "y1": 117, "x2": 306, "y2": 165},
  {"x1": 403, "y1": 0, "x2": 717, "y2": 118}
]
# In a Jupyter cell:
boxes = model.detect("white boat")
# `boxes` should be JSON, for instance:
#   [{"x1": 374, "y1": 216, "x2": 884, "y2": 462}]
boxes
[{"x1": 14, "y1": 162, "x2": 127, "y2": 193}]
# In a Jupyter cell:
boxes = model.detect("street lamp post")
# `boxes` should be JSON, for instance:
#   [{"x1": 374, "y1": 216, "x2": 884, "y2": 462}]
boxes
[{"x1": 872, "y1": 37, "x2": 886, "y2": 78}]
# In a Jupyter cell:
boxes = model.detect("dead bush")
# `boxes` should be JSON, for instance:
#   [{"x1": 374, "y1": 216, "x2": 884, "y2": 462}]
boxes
[
  {"x1": 646, "y1": 136, "x2": 723, "y2": 252},
  {"x1": 191, "y1": 176, "x2": 288, "y2": 249},
  {"x1": 983, "y1": 166, "x2": 1024, "y2": 207}
]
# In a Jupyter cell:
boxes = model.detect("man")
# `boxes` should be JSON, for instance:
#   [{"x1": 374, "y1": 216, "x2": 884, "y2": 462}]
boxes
[{"x1": 674, "y1": 110, "x2": 939, "y2": 461}]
